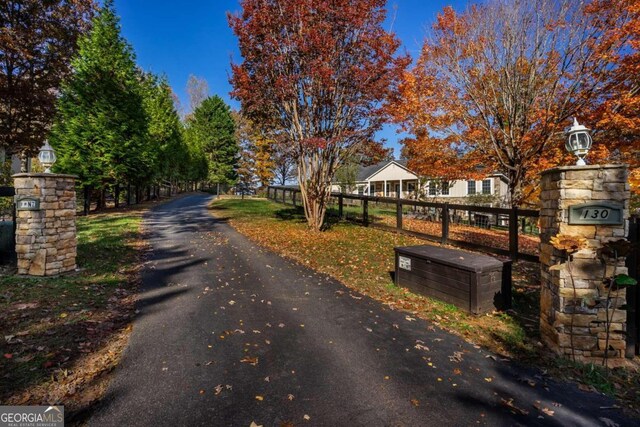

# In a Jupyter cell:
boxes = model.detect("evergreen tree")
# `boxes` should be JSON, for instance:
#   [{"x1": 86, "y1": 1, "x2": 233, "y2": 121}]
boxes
[
  {"x1": 140, "y1": 72, "x2": 185, "y2": 185},
  {"x1": 50, "y1": 0, "x2": 148, "y2": 201},
  {"x1": 185, "y1": 96, "x2": 238, "y2": 185}
]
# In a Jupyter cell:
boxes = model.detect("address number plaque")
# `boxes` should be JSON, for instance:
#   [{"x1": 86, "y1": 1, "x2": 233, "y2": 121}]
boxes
[
  {"x1": 568, "y1": 202, "x2": 624, "y2": 225},
  {"x1": 16, "y1": 197, "x2": 40, "y2": 211}
]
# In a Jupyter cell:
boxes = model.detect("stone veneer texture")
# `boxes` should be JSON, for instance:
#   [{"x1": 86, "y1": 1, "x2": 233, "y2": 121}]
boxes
[
  {"x1": 13, "y1": 173, "x2": 77, "y2": 276},
  {"x1": 539, "y1": 165, "x2": 629, "y2": 363}
]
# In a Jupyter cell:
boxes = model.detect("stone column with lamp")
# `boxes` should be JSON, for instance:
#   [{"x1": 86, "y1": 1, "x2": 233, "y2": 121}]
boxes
[
  {"x1": 12, "y1": 142, "x2": 78, "y2": 276},
  {"x1": 539, "y1": 119, "x2": 630, "y2": 365}
]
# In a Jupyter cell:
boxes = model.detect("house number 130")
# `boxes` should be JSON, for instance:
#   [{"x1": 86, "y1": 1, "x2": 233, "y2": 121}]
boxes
[{"x1": 581, "y1": 209, "x2": 610, "y2": 219}]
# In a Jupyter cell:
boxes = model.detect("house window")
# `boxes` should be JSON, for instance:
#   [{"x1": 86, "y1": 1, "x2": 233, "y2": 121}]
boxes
[
  {"x1": 428, "y1": 181, "x2": 437, "y2": 196},
  {"x1": 386, "y1": 183, "x2": 391, "y2": 195},
  {"x1": 482, "y1": 179, "x2": 491, "y2": 195},
  {"x1": 358, "y1": 186, "x2": 364, "y2": 196},
  {"x1": 441, "y1": 181, "x2": 450, "y2": 196},
  {"x1": 467, "y1": 180, "x2": 476, "y2": 195},
  {"x1": 408, "y1": 182, "x2": 415, "y2": 193},
  {"x1": 370, "y1": 183, "x2": 375, "y2": 195}
]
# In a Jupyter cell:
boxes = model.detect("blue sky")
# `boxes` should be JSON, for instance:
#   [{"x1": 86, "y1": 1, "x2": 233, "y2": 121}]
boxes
[{"x1": 114, "y1": 0, "x2": 470, "y2": 157}]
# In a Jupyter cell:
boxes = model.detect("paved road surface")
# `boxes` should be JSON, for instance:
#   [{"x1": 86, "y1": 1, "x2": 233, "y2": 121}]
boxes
[{"x1": 90, "y1": 193, "x2": 635, "y2": 426}]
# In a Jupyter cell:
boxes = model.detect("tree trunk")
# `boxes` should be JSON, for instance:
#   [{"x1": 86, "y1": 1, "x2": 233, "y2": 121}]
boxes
[
  {"x1": 507, "y1": 166, "x2": 524, "y2": 208},
  {"x1": 96, "y1": 188, "x2": 106, "y2": 210},
  {"x1": 83, "y1": 186, "x2": 91, "y2": 216},
  {"x1": 297, "y1": 164, "x2": 331, "y2": 232},
  {"x1": 114, "y1": 184, "x2": 120, "y2": 208}
]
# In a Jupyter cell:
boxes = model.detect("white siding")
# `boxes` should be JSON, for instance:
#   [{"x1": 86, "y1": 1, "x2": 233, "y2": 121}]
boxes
[{"x1": 367, "y1": 163, "x2": 418, "y2": 181}]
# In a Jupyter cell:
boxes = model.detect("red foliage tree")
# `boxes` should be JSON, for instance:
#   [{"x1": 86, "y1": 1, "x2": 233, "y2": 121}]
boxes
[
  {"x1": 229, "y1": 0, "x2": 408, "y2": 230},
  {"x1": 390, "y1": 0, "x2": 633, "y2": 207},
  {"x1": 0, "y1": 0, "x2": 94, "y2": 160},
  {"x1": 586, "y1": 0, "x2": 640, "y2": 190}
]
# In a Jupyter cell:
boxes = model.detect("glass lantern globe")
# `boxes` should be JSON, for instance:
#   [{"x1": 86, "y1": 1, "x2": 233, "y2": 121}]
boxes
[
  {"x1": 565, "y1": 118, "x2": 592, "y2": 166},
  {"x1": 38, "y1": 141, "x2": 57, "y2": 173}
]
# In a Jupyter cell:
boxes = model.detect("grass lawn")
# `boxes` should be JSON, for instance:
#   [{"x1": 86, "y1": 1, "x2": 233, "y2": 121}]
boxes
[
  {"x1": 210, "y1": 197, "x2": 640, "y2": 414},
  {"x1": 0, "y1": 207, "x2": 147, "y2": 421}
]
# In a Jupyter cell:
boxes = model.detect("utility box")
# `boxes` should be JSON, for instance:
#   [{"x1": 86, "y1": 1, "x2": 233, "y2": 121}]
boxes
[{"x1": 394, "y1": 245, "x2": 511, "y2": 314}]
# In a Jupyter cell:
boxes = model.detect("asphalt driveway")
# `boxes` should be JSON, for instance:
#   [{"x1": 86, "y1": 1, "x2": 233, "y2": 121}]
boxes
[{"x1": 90, "y1": 193, "x2": 635, "y2": 426}]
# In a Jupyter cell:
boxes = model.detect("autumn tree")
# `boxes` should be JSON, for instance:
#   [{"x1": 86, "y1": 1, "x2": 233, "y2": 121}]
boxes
[
  {"x1": 254, "y1": 134, "x2": 275, "y2": 187},
  {"x1": 0, "y1": 0, "x2": 94, "y2": 163},
  {"x1": 391, "y1": 0, "x2": 633, "y2": 206},
  {"x1": 587, "y1": 0, "x2": 640, "y2": 186},
  {"x1": 271, "y1": 143, "x2": 296, "y2": 186},
  {"x1": 229, "y1": 0, "x2": 407, "y2": 230},
  {"x1": 234, "y1": 111, "x2": 274, "y2": 189}
]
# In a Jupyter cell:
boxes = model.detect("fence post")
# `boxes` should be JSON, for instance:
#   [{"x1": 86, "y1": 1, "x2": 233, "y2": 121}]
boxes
[
  {"x1": 338, "y1": 194, "x2": 343, "y2": 218},
  {"x1": 363, "y1": 199, "x2": 369, "y2": 227},
  {"x1": 441, "y1": 203, "x2": 449, "y2": 244},
  {"x1": 282, "y1": 189, "x2": 286, "y2": 204},
  {"x1": 509, "y1": 207, "x2": 518, "y2": 260},
  {"x1": 396, "y1": 200, "x2": 403, "y2": 230},
  {"x1": 267, "y1": 187, "x2": 271, "y2": 200}
]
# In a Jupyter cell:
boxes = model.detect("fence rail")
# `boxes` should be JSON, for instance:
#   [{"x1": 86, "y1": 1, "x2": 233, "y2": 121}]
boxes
[{"x1": 266, "y1": 185, "x2": 540, "y2": 262}]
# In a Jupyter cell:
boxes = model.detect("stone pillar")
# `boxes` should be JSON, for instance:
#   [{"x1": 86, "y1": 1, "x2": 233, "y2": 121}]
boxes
[
  {"x1": 539, "y1": 165, "x2": 629, "y2": 364},
  {"x1": 13, "y1": 173, "x2": 77, "y2": 276}
]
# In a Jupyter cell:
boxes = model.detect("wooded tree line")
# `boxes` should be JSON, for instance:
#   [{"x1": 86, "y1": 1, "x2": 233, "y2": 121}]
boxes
[
  {"x1": 50, "y1": 1, "x2": 238, "y2": 212},
  {"x1": 2, "y1": 0, "x2": 637, "y2": 223},
  {"x1": 1, "y1": 1, "x2": 245, "y2": 213}
]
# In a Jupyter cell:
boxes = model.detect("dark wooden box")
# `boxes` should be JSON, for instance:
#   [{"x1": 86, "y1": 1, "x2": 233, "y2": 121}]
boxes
[{"x1": 394, "y1": 245, "x2": 511, "y2": 314}]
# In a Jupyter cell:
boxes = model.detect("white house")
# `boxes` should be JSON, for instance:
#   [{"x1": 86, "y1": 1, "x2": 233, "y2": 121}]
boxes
[{"x1": 332, "y1": 159, "x2": 509, "y2": 206}]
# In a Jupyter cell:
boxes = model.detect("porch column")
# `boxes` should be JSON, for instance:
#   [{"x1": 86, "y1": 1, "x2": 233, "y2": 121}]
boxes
[
  {"x1": 399, "y1": 179, "x2": 403, "y2": 198},
  {"x1": 384, "y1": 180, "x2": 387, "y2": 197},
  {"x1": 367, "y1": 180, "x2": 370, "y2": 195}
]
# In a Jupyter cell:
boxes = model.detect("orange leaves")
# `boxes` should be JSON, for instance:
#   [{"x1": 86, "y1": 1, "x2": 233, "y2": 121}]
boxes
[
  {"x1": 391, "y1": 0, "x2": 637, "y2": 205},
  {"x1": 240, "y1": 356, "x2": 259, "y2": 366}
]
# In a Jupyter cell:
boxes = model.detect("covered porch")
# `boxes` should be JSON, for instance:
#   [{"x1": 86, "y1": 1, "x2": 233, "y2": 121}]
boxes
[{"x1": 366, "y1": 179, "x2": 419, "y2": 198}]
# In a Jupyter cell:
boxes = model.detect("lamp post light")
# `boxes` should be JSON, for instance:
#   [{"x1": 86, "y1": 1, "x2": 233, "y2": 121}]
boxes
[
  {"x1": 566, "y1": 118, "x2": 593, "y2": 166},
  {"x1": 38, "y1": 141, "x2": 57, "y2": 173}
]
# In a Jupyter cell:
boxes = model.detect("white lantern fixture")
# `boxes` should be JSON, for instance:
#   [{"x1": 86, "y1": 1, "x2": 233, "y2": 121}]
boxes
[
  {"x1": 38, "y1": 140, "x2": 56, "y2": 173},
  {"x1": 566, "y1": 118, "x2": 592, "y2": 166}
]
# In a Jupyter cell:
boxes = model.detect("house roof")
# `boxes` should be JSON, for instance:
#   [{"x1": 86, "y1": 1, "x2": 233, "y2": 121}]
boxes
[{"x1": 356, "y1": 159, "x2": 412, "y2": 181}]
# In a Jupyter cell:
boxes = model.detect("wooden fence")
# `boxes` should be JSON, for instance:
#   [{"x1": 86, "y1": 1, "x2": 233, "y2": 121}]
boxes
[{"x1": 266, "y1": 185, "x2": 540, "y2": 263}]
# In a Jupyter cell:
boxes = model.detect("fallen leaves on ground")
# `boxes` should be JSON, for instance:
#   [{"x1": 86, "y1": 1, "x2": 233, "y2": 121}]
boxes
[
  {"x1": 240, "y1": 356, "x2": 259, "y2": 366},
  {"x1": 0, "y1": 208, "x2": 148, "y2": 421},
  {"x1": 208, "y1": 198, "x2": 640, "y2": 414},
  {"x1": 501, "y1": 398, "x2": 529, "y2": 415}
]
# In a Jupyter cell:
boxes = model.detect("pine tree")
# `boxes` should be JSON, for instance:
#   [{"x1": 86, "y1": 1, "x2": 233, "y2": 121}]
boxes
[
  {"x1": 50, "y1": 0, "x2": 148, "y2": 207},
  {"x1": 141, "y1": 73, "x2": 186, "y2": 186},
  {"x1": 185, "y1": 96, "x2": 238, "y2": 186}
]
